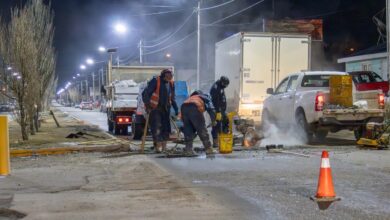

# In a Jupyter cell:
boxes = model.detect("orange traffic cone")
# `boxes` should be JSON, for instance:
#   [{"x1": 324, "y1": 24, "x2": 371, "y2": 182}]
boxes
[{"x1": 311, "y1": 151, "x2": 340, "y2": 209}]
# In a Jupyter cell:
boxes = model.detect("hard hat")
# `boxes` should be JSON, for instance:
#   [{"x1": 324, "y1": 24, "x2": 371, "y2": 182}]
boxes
[{"x1": 219, "y1": 76, "x2": 230, "y2": 88}]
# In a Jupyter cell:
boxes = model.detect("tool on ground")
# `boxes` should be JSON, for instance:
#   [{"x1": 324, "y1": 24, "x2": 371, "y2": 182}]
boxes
[
  {"x1": 357, "y1": 122, "x2": 390, "y2": 149},
  {"x1": 266, "y1": 145, "x2": 310, "y2": 158},
  {"x1": 310, "y1": 151, "x2": 340, "y2": 210},
  {"x1": 234, "y1": 118, "x2": 263, "y2": 148},
  {"x1": 218, "y1": 112, "x2": 236, "y2": 154}
]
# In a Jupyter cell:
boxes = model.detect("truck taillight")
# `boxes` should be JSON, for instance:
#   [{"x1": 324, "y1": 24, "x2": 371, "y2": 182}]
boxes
[
  {"x1": 378, "y1": 93, "x2": 385, "y2": 109},
  {"x1": 118, "y1": 118, "x2": 123, "y2": 123},
  {"x1": 315, "y1": 92, "x2": 325, "y2": 111},
  {"x1": 117, "y1": 116, "x2": 131, "y2": 124}
]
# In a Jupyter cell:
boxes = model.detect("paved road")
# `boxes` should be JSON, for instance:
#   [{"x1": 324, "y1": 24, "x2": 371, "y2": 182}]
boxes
[
  {"x1": 54, "y1": 104, "x2": 390, "y2": 219},
  {"x1": 56, "y1": 106, "x2": 108, "y2": 131}
]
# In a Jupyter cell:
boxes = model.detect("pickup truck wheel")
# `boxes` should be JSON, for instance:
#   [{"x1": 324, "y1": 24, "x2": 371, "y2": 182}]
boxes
[
  {"x1": 296, "y1": 111, "x2": 313, "y2": 143},
  {"x1": 315, "y1": 130, "x2": 328, "y2": 142},
  {"x1": 131, "y1": 122, "x2": 144, "y2": 140},
  {"x1": 354, "y1": 126, "x2": 366, "y2": 140}
]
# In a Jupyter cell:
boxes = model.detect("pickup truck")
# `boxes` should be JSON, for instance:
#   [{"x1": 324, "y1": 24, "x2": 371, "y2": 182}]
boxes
[
  {"x1": 262, "y1": 71, "x2": 385, "y2": 142},
  {"x1": 349, "y1": 71, "x2": 389, "y2": 95}
]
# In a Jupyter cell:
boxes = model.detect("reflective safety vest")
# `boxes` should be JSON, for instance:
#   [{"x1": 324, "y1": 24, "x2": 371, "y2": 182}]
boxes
[
  {"x1": 184, "y1": 95, "x2": 205, "y2": 113},
  {"x1": 150, "y1": 76, "x2": 174, "y2": 109}
]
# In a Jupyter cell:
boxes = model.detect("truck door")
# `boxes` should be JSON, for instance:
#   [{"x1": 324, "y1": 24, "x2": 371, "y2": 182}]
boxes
[
  {"x1": 278, "y1": 75, "x2": 299, "y2": 123},
  {"x1": 242, "y1": 36, "x2": 274, "y2": 105},
  {"x1": 267, "y1": 76, "x2": 290, "y2": 121},
  {"x1": 276, "y1": 36, "x2": 309, "y2": 85}
]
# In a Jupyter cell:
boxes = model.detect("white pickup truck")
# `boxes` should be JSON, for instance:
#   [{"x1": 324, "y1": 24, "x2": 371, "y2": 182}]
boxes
[{"x1": 262, "y1": 71, "x2": 385, "y2": 142}]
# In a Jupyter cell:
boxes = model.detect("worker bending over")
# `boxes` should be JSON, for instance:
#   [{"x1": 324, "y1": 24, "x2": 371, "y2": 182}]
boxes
[{"x1": 181, "y1": 90, "x2": 217, "y2": 156}]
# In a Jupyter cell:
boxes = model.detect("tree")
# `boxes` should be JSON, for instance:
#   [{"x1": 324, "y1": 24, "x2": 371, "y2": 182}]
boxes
[{"x1": 0, "y1": 0, "x2": 56, "y2": 140}]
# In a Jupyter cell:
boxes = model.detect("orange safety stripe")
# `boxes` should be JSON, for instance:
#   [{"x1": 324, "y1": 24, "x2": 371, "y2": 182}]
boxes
[
  {"x1": 150, "y1": 77, "x2": 174, "y2": 109},
  {"x1": 184, "y1": 95, "x2": 205, "y2": 112}
]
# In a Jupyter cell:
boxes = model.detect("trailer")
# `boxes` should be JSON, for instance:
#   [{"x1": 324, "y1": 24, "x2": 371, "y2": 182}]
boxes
[{"x1": 215, "y1": 32, "x2": 311, "y2": 124}]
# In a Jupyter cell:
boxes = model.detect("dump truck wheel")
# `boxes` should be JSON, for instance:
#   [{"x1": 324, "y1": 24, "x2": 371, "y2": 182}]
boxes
[
  {"x1": 108, "y1": 120, "x2": 113, "y2": 132},
  {"x1": 113, "y1": 123, "x2": 121, "y2": 135},
  {"x1": 131, "y1": 122, "x2": 144, "y2": 140}
]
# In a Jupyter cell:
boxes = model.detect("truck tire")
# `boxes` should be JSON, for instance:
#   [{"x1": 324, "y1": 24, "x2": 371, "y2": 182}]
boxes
[
  {"x1": 122, "y1": 126, "x2": 129, "y2": 136},
  {"x1": 314, "y1": 130, "x2": 328, "y2": 142},
  {"x1": 131, "y1": 122, "x2": 144, "y2": 140},
  {"x1": 108, "y1": 120, "x2": 113, "y2": 132},
  {"x1": 296, "y1": 110, "x2": 313, "y2": 143},
  {"x1": 113, "y1": 123, "x2": 121, "y2": 135}
]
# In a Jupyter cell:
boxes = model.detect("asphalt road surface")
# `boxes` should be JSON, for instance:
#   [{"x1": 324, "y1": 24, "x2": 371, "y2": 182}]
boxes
[{"x1": 56, "y1": 105, "x2": 390, "y2": 219}]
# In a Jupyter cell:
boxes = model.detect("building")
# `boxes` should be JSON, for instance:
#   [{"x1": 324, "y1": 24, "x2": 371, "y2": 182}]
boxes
[{"x1": 337, "y1": 43, "x2": 388, "y2": 80}]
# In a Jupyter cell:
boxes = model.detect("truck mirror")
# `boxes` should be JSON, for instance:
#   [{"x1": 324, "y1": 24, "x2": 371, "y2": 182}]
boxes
[{"x1": 266, "y1": 88, "x2": 274, "y2": 95}]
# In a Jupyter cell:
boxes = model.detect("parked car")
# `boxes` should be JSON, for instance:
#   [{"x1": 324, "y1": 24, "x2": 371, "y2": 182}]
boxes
[
  {"x1": 349, "y1": 71, "x2": 389, "y2": 95},
  {"x1": 80, "y1": 102, "x2": 93, "y2": 110},
  {"x1": 74, "y1": 103, "x2": 81, "y2": 109},
  {"x1": 0, "y1": 104, "x2": 11, "y2": 112}
]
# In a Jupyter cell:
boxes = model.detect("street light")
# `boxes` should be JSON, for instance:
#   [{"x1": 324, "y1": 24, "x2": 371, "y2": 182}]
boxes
[
  {"x1": 86, "y1": 58, "x2": 95, "y2": 65},
  {"x1": 98, "y1": 46, "x2": 106, "y2": 52},
  {"x1": 12, "y1": 72, "x2": 18, "y2": 76},
  {"x1": 114, "y1": 22, "x2": 127, "y2": 34},
  {"x1": 80, "y1": 65, "x2": 86, "y2": 70},
  {"x1": 165, "y1": 53, "x2": 172, "y2": 58},
  {"x1": 77, "y1": 73, "x2": 80, "y2": 77},
  {"x1": 7, "y1": 67, "x2": 12, "y2": 70}
]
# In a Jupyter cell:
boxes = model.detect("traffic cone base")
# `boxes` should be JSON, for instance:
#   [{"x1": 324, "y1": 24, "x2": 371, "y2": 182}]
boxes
[{"x1": 311, "y1": 151, "x2": 340, "y2": 210}]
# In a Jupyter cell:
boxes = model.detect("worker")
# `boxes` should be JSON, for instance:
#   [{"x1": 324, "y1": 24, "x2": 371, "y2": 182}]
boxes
[
  {"x1": 142, "y1": 69, "x2": 179, "y2": 153},
  {"x1": 181, "y1": 90, "x2": 217, "y2": 156},
  {"x1": 210, "y1": 76, "x2": 230, "y2": 148}
]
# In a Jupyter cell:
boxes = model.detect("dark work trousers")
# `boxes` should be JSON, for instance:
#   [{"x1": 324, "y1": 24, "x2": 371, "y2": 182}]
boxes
[
  {"x1": 181, "y1": 103, "x2": 212, "y2": 150},
  {"x1": 149, "y1": 108, "x2": 171, "y2": 142}
]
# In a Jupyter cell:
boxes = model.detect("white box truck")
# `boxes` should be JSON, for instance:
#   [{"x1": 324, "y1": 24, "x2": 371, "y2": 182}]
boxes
[{"x1": 215, "y1": 32, "x2": 311, "y2": 124}]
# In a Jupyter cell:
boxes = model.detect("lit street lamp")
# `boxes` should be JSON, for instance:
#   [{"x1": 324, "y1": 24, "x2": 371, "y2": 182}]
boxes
[
  {"x1": 7, "y1": 67, "x2": 12, "y2": 70},
  {"x1": 80, "y1": 65, "x2": 86, "y2": 70},
  {"x1": 98, "y1": 46, "x2": 106, "y2": 52},
  {"x1": 114, "y1": 22, "x2": 127, "y2": 34},
  {"x1": 86, "y1": 58, "x2": 95, "y2": 65}
]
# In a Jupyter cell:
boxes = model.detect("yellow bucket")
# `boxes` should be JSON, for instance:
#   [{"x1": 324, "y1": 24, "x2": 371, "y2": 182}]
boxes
[{"x1": 219, "y1": 133, "x2": 233, "y2": 154}]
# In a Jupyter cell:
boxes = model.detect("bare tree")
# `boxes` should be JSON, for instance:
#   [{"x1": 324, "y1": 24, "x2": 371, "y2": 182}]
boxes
[{"x1": 0, "y1": 0, "x2": 56, "y2": 140}]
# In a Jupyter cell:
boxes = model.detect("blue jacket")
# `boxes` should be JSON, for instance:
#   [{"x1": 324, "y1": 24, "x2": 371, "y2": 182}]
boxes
[
  {"x1": 210, "y1": 80, "x2": 227, "y2": 113},
  {"x1": 142, "y1": 76, "x2": 179, "y2": 113},
  {"x1": 199, "y1": 94, "x2": 216, "y2": 122}
]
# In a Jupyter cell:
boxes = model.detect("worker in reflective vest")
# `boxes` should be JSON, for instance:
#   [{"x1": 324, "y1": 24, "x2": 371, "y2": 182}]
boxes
[
  {"x1": 142, "y1": 69, "x2": 178, "y2": 153},
  {"x1": 181, "y1": 90, "x2": 217, "y2": 156}
]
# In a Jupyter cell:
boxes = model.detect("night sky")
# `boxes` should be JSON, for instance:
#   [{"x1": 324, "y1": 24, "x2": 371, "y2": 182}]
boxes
[{"x1": 0, "y1": 0, "x2": 386, "y2": 87}]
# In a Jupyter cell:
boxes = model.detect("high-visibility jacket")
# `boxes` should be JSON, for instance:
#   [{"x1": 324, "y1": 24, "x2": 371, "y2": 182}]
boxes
[
  {"x1": 184, "y1": 95, "x2": 205, "y2": 113},
  {"x1": 150, "y1": 76, "x2": 174, "y2": 109}
]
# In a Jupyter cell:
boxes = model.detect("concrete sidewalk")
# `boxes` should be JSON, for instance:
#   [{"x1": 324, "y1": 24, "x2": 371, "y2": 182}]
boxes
[{"x1": 0, "y1": 153, "x2": 257, "y2": 220}]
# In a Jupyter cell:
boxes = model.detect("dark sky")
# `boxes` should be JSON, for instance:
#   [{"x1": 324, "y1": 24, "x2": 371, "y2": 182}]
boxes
[{"x1": 0, "y1": 0, "x2": 386, "y2": 87}]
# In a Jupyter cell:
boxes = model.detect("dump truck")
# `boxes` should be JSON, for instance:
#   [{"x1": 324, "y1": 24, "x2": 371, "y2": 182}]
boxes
[
  {"x1": 105, "y1": 65, "x2": 174, "y2": 135},
  {"x1": 215, "y1": 32, "x2": 311, "y2": 125}
]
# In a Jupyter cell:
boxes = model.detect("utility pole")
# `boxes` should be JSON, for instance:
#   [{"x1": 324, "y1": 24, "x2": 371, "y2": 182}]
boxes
[
  {"x1": 139, "y1": 39, "x2": 143, "y2": 64},
  {"x1": 92, "y1": 72, "x2": 95, "y2": 101},
  {"x1": 196, "y1": 0, "x2": 201, "y2": 90},
  {"x1": 85, "y1": 79, "x2": 89, "y2": 100},
  {"x1": 387, "y1": 0, "x2": 390, "y2": 80}
]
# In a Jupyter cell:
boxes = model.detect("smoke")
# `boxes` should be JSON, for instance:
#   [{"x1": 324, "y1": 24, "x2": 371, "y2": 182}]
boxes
[{"x1": 259, "y1": 120, "x2": 307, "y2": 148}]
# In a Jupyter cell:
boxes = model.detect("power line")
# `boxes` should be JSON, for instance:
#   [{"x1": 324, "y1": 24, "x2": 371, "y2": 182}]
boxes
[
  {"x1": 143, "y1": 31, "x2": 197, "y2": 55},
  {"x1": 130, "y1": 8, "x2": 190, "y2": 17},
  {"x1": 200, "y1": 0, "x2": 235, "y2": 11},
  {"x1": 204, "y1": 0, "x2": 266, "y2": 26},
  {"x1": 143, "y1": 11, "x2": 195, "y2": 48}
]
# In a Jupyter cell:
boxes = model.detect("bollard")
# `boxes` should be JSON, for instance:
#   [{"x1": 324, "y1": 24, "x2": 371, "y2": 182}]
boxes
[{"x1": 0, "y1": 115, "x2": 10, "y2": 176}]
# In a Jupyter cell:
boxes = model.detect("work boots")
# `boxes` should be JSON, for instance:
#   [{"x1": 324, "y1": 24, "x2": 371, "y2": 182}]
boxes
[
  {"x1": 155, "y1": 142, "x2": 163, "y2": 153},
  {"x1": 183, "y1": 142, "x2": 197, "y2": 156},
  {"x1": 213, "y1": 138, "x2": 219, "y2": 149},
  {"x1": 205, "y1": 147, "x2": 217, "y2": 155},
  {"x1": 161, "y1": 141, "x2": 168, "y2": 153}
]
